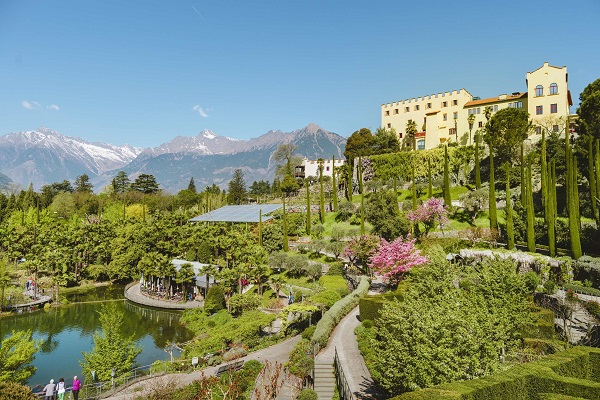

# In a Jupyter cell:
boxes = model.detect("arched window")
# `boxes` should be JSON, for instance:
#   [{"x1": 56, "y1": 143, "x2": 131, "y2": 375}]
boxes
[
  {"x1": 550, "y1": 83, "x2": 558, "y2": 95},
  {"x1": 535, "y1": 85, "x2": 543, "y2": 97}
]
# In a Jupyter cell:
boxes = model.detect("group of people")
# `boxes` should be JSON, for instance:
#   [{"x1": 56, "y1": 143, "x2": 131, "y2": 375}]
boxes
[{"x1": 41, "y1": 376, "x2": 81, "y2": 400}]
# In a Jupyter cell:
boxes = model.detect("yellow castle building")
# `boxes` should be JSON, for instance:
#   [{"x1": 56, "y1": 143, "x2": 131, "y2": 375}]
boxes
[{"x1": 381, "y1": 62, "x2": 573, "y2": 150}]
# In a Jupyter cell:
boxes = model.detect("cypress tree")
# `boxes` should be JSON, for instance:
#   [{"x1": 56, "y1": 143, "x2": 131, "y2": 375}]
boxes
[
  {"x1": 475, "y1": 133, "x2": 481, "y2": 189},
  {"x1": 504, "y1": 162, "x2": 515, "y2": 250},
  {"x1": 427, "y1": 157, "x2": 433, "y2": 198},
  {"x1": 305, "y1": 179, "x2": 311, "y2": 236},
  {"x1": 596, "y1": 140, "x2": 600, "y2": 226},
  {"x1": 319, "y1": 160, "x2": 325, "y2": 224},
  {"x1": 412, "y1": 165, "x2": 417, "y2": 210},
  {"x1": 443, "y1": 145, "x2": 451, "y2": 207},
  {"x1": 520, "y1": 143, "x2": 526, "y2": 206},
  {"x1": 347, "y1": 162, "x2": 353, "y2": 201},
  {"x1": 589, "y1": 140, "x2": 598, "y2": 225},
  {"x1": 566, "y1": 126, "x2": 582, "y2": 259},
  {"x1": 526, "y1": 161, "x2": 536, "y2": 252},
  {"x1": 332, "y1": 155, "x2": 338, "y2": 212},
  {"x1": 489, "y1": 144, "x2": 498, "y2": 230},
  {"x1": 259, "y1": 209, "x2": 263, "y2": 247},
  {"x1": 359, "y1": 157, "x2": 365, "y2": 235},
  {"x1": 541, "y1": 130, "x2": 547, "y2": 212},
  {"x1": 548, "y1": 160, "x2": 557, "y2": 257},
  {"x1": 282, "y1": 194, "x2": 289, "y2": 252}
]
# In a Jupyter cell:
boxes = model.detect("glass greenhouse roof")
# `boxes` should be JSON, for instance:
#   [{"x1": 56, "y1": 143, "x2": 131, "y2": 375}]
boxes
[{"x1": 189, "y1": 204, "x2": 282, "y2": 223}]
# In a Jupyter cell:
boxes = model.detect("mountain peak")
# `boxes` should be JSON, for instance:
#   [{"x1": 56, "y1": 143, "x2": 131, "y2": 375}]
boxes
[{"x1": 303, "y1": 123, "x2": 323, "y2": 134}]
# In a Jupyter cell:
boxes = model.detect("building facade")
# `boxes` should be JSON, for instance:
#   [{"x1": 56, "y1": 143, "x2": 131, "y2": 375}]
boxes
[
  {"x1": 381, "y1": 62, "x2": 573, "y2": 150},
  {"x1": 294, "y1": 157, "x2": 346, "y2": 179}
]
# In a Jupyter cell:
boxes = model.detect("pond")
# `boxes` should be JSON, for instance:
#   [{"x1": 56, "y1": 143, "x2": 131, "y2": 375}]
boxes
[{"x1": 0, "y1": 285, "x2": 195, "y2": 389}]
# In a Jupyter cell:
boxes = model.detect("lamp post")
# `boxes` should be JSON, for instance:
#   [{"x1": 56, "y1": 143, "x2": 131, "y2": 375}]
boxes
[{"x1": 111, "y1": 368, "x2": 115, "y2": 390}]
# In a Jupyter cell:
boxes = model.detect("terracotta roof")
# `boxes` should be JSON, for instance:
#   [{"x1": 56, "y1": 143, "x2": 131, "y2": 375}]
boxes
[{"x1": 464, "y1": 92, "x2": 528, "y2": 108}]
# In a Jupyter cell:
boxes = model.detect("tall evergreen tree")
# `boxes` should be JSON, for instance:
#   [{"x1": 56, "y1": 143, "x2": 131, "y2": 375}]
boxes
[
  {"x1": 359, "y1": 157, "x2": 365, "y2": 235},
  {"x1": 282, "y1": 194, "x2": 289, "y2": 252},
  {"x1": 504, "y1": 163, "x2": 514, "y2": 250},
  {"x1": 526, "y1": 161, "x2": 536, "y2": 252},
  {"x1": 588, "y1": 140, "x2": 598, "y2": 225},
  {"x1": 488, "y1": 144, "x2": 498, "y2": 230},
  {"x1": 305, "y1": 179, "x2": 311, "y2": 236},
  {"x1": 112, "y1": 171, "x2": 130, "y2": 194},
  {"x1": 332, "y1": 156, "x2": 338, "y2": 212},
  {"x1": 411, "y1": 165, "x2": 417, "y2": 211},
  {"x1": 541, "y1": 130, "x2": 548, "y2": 212},
  {"x1": 227, "y1": 169, "x2": 247, "y2": 205},
  {"x1": 566, "y1": 127, "x2": 582, "y2": 259},
  {"x1": 475, "y1": 133, "x2": 481, "y2": 189},
  {"x1": 427, "y1": 157, "x2": 433, "y2": 198},
  {"x1": 520, "y1": 144, "x2": 526, "y2": 205},
  {"x1": 318, "y1": 159, "x2": 325, "y2": 223},
  {"x1": 443, "y1": 145, "x2": 451, "y2": 208},
  {"x1": 547, "y1": 160, "x2": 557, "y2": 257},
  {"x1": 131, "y1": 174, "x2": 159, "y2": 194},
  {"x1": 74, "y1": 174, "x2": 93, "y2": 193},
  {"x1": 188, "y1": 177, "x2": 197, "y2": 194}
]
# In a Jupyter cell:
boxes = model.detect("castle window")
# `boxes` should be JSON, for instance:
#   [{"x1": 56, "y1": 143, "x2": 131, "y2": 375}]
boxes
[
  {"x1": 478, "y1": 121, "x2": 483, "y2": 128},
  {"x1": 449, "y1": 128, "x2": 457, "y2": 135},
  {"x1": 453, "y1": 112, "x2": 458, "y2": 119},
  {"x1": 535, "y1": 85, "x2": 543, "y2": 97},
  {"x1": 405, "y1": 107, "x2": 410, "y2": 112},
  {"x1": 536, "y1": 105, "x2": 543, "y2": 115},
  {"x1": 427, "y1": 103, "x2": 432, "y2": 109},
  {"x1": 387, "y1": 123, "x2": 391, "y2": 128},
  {"x1": 550, "y1": 83, "x2": 558, "y2": 95},
  {"x1": 414, "y1": 105, "x2": 420, "y2": 111},
  {"x1": 394, "y1": 109, "x2": 399, "y2": 114},
  {"x1": 553, "y1": 125, "x2": 559, "y2": 132},
  {"x1": 442, "y1": 101, "x2": 448, "y2": 107},
  {"x1": 494, "y1": 105, "x2": 498, "y2": 112},
  {"x1": 385, "y1": 111, "x2": 390, "y2": 116},
  {"x1": 551, "y1": 103, "x2": 557, "y2": 113},
  {"x1": 443, "y1": 113, "x2": 448, "y2": 121},
  {"x1": 452, "y1": 100, "x2": 458, "y2": 106},
  {"x1": 417, "y1": 139, "x2": 425, "y2": 150}
]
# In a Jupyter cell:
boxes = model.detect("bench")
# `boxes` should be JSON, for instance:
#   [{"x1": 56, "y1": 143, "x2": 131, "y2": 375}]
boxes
[{"x1": 215, "y1": 360, "x2": 244, "y2": 376}]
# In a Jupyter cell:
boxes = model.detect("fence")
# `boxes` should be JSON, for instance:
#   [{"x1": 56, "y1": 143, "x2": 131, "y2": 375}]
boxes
[
  {"x1": 35, "y1": 359, "x2": 198, "y2": 399},
  {"x1": 333, "y1": 347, "x2": 353, "y2": 400}
]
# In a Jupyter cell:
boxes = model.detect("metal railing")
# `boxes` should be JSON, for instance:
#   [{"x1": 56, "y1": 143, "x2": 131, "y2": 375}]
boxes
[{"x1": 334, "y1": 347, "x2": 353, "y2": 400}]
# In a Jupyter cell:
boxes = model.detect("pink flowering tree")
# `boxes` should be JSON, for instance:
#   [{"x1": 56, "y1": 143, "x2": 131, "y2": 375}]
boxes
[
  {"x1": 369, "y1": 236, "x2": 428, "y2": 285},
  {"x1": 407, "y1": 197, "x2": 449, "y2": 237}
]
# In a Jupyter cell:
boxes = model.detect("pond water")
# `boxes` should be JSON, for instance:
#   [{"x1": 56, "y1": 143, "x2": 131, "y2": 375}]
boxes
[{"x1": 0, "y1": 285, "x2": 195, "y2": 389}]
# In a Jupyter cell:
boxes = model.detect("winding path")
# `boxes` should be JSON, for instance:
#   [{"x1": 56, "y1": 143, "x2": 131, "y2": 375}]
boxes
[{"x1": 103, "y1": 335, "x2": 301, "y2": 400}]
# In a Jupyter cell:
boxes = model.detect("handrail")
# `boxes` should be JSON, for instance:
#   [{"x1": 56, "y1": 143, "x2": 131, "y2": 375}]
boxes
[{"x1": 334, "y1": 347, "x2": 354, "y2": 400}]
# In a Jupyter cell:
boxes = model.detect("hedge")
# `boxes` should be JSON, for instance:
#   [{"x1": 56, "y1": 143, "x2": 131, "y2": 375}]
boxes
[
  {"x1": 311, "y1": 276, "x2": 370, "y2": 349},
  {"x1": 358, "y1": 281, "x2": 409, "y2": 321},
  {"x1": 563, "y1": 283, "x2": 600, "y2": 298},
  {"x1": 572, "y1": 256, "x2": 600, "y2": 288},
  {"x1": 521, "y1": 307, "x2": 556, "y2": 340},
  {"x1": 391, "y1": 346, "x2": 600, "y2": 400}
]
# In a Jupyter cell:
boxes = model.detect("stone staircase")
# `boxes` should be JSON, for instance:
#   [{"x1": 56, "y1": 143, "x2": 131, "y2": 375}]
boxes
[{"x1": 314, "y1": 360, "x2": 335, "y2": 400}]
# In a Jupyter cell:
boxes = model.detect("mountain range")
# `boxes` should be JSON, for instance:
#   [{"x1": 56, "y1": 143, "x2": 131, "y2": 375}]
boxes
[{"x1": 0, "y1": 124, "x2": 346, "y2": 192}]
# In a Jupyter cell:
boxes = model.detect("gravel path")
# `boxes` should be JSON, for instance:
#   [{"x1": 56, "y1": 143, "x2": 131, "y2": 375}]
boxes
[{"x1": 103, "y1": 335, "x2": 301, "y2": 400}]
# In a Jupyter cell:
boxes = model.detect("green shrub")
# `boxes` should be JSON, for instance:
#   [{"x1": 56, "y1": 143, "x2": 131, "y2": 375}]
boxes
[
  {"x1": 302, "y1": 325, "x2": 316, "y2": 340},
  {"x1": 309, "y1": 289, "x2": 341, "y2": 308},
  {"x1": 204, "y1": 286, "x2": 226, "y2": 314},
  {"x1": 583, "y1": 300, "x2": 600, "y2": 319},
  {"x1": 0, "y1": 382, "x2": 37, "y2": 400},
  {"x1": 544, "y1": 280, "x2": 557, "y2": 295},
  {"x1": 573, "y1": 256, "x2": 600, "y2": 288},
  {"x1": 563, "y1": 283, "x2": 600, "y2": 297},
  {"x1": 362, "y1": 319, "x2": 373, "y2": 329},
  {"x1": 311, "y1": 276, "x2": 370, "y2": 349},
  {"x1": 524, "y1": 271, "x2": 541, "y2": 293},
  {"x1": 319, "y1": 275, "x2": 349, "y2": 296},
  {"x1": 391, "y1": 346, "x2": 600, "y2": 400},
  {"x1": 297, "y1": 389, "x2": 318, "y2": 400},
  {"x1": 287, "y1": 339, "x2": 314, "y2": 379},
  {"x1": 228, "y1": 292, "x2": 261, "y2": 315},
  {"x1": 326, "y1": 262, "x2": 345, "y2": 276}
]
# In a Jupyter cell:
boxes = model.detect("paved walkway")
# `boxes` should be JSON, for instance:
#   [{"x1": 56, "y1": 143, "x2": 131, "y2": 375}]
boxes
[
  {"x1": 103, "y1": 335, "x2": 302, "y2": 400},
  {"x1": 125, "y1": 285, "x2": 203, "y2": 310}
]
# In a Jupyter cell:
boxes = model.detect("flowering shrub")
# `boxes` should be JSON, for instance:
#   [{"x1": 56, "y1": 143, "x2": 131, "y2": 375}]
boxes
[
  {"x1": 407, "y1": 197, "x2": 449, "y2": 236},
  {"x1": 369, "y1": 236, "x2": 428, "y2": 284}
]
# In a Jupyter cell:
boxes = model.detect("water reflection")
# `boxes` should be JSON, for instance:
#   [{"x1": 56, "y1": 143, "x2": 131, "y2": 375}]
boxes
[{"x1": 0, "y1": 287, "x2": 194, "y2": 388}]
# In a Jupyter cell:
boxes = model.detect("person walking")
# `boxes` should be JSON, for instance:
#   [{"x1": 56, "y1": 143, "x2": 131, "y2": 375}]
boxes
[
  {"x1": 72, "y1": 376, "x2": 81, "y2": 400},
  {"x1": 57, "y1": 377, "x2": 66, "y2": 400},
  {"x1": 42, "y1": 379, "x2": 56, "y2": 400}
]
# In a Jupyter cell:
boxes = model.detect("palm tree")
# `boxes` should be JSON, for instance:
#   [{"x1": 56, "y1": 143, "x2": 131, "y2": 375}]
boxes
[
  {"x1": 175, "y1": 263, "x2": 195, "y2": 301},
  {"x1": 467, "y1": 113, "x2": 476, "y2": 145}
]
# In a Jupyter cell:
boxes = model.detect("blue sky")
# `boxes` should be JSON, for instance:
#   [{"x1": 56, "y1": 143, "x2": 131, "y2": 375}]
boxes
[{"x1": 1, "y1": 0, "x2": 599, "y2": 148}]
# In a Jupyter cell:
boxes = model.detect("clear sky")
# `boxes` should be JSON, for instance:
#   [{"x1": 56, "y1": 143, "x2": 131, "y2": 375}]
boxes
[{"x1": 1, "y1": 0, "x2": 599, "y2": 148}]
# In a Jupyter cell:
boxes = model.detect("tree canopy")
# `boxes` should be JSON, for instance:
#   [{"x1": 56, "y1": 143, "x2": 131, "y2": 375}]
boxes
[
  {"x1": 227, "y1": 169, "x2": 247, "y2": 205},
  {"x1": 484, "y1": 107, "x2": 532, "y2": 164}
]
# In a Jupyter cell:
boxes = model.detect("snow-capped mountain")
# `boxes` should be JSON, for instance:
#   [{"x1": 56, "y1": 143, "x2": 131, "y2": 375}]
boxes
[
  {"x1": 0, "y1": 127, "x2": 142, "y2": 190},
  {"x1": 0, "y1": 124, "x2": 346, "y2": 192},
  {"x1": 139, "y1": 129, "x2": 243, "y2": 158}
]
